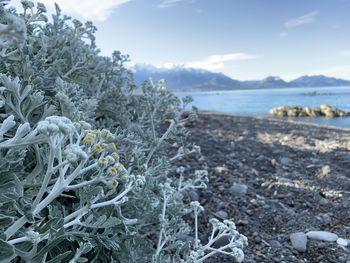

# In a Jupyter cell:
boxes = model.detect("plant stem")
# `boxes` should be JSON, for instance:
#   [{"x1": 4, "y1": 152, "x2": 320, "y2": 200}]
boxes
[
  {"x1": 33, "y1": 142, "x2": 55, "y2": 207},
  {"x1": 4, "y1": 216, "x2": 27, "y2": 240}
]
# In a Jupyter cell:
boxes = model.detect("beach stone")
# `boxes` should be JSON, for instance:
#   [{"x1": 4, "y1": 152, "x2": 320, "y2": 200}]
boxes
[
  {"x1": 270, "y1": 240, "x2": 282, "y2": 248},
  {"x1": 229, "y1": 183, "x2": 248, "y2": 196},
  {"x1": 271, "y1": 159, "x2": 277, "y2": 166},
  {"x1": 336, "y1": 238, "x2": 348, "y2": 246},
  {"x1": 319, "y1": 165, "x2": 331, "y2": 177},
  {"x1": 215, "y1": 210, "x2": 228, "y2": 219},
  {"x1": 306, "y1": 231, "x2": 338, "y2": 242},
  {"x1": 318, "y1": 198, "x2": 329, "y2": 205},
  {"x1": 290, "y1": 232, "x2": 307, "y2": 252},
  {"x1": 189, "y1": 190, "x2": 199, "y2": 201},
  {"x1": 218, "y1": 185, "x2": 225, "y2": 191},
  {"x1": 317, "y1": 213, "x2": 332, "y2": 225},
  {"x1": 280, "y1": 157, "x2": 292, "y2": 165},
  {"x1": 214, "y1": 166, "x2": 228, "y2": 173}
]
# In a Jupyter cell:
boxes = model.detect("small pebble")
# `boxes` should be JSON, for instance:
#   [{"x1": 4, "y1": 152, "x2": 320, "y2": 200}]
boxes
[
  {"x1": 318, "y1": 198, "x2": 329, "y2": 206},
  {"x1": 229, "y1": 183, "x2": 248, "y2": 196},
  {"x1": 189, "y1": 190, "x2": 199, "y2": 201},
  {"x1": 214, "y1": 166, "x2": 228, "y2": 173},
  {"x1": 317, "y1": 213, "x2": 332, "y2": 225},
  {"x1": 290, "y1": 232, "x2": 307, "y2": 252},
  {"x1": 280, "y1": 157, "x2": 292, "y2": 165},
  {"x1": 336, "y1": 238, "x2": 348, "y2": 247},
  {"x1": 214, "y1": 210, "x2": 228, "y2": 219},
  {"x1": 319, "y1": 165, "x2": 331, "y2": 177},
  {"x1": 306, "y1": 231, "x2": 338, "y2": 242},
  {"x1": 218, "y1": 185, "x2": 225, "y2": 191},
  {"x1": 270, "y1": 240, "x2": 282, "y2": 248}
]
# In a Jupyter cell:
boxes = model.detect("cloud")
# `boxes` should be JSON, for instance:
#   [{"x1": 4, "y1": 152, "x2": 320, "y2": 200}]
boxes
[
  {"x1": 156, "y1": 53, "x2": 258, "y2": 71},
  {"x1": 9, "y1": 0, "x2": 132, "y2": 21},
  {"x1": 280, "y1": 31, "x2": 288, "y2": 38},
  {"x1": 284, "y1": 11, "x2": 318, "y2": 28},
  {"x1": 158, "y1": 0, "x2": 197, "y2": 8}
]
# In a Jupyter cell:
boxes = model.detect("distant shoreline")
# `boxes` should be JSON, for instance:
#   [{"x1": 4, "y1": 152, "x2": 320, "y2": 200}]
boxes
[
  {"x1": 199, "y1": 110, "x2": 350, "y2": 131},
  {"x1": 173, "y1": 85, "x2": 350, "y2": 93}
]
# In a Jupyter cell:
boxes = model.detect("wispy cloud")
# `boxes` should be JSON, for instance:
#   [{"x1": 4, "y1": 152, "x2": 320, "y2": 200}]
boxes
[
  {"x1": 158, "y1": 0, "x2": 197, "y2": 8},
  {"x1": 284, "y1": 11, "x2": 318, "y2": 28},
  {"x1": 280, "y1": 31, "x2": 288, "y2": 38},
  {"x1": 10, "y1": 0, "x2": 132, "y2": 21},
  {"x1": 156, "y1": 53, "x2": 258, "y2": 71}
]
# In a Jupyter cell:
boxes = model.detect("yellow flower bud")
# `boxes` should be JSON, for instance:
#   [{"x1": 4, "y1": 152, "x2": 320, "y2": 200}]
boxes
[
  {"x1": 106, "y1": 179, "x2": 118, "y2": 189},
  {"x1": 83, "y1": 133, "x2": 95, "y2": 144},
  {"x1": 98, "y1": 157, "x2": 108, "y2": 167},
  {"x1": 92, "y1": 144, "x2": 103, "y2": 153},
  {"x1": 107, "y1": 166, "x2": 118, "y2": 176}
]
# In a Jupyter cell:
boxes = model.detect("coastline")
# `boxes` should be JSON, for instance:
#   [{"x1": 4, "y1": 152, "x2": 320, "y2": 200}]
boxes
[
  {"x1": 199, "y1": 110, "x2": 350, "y2": 131},
  {"x1": 179, "y1": 112, "x2": 350, "y2": 262},
  {"x1": 173, "y1": 85, "x2": 350, "y2": 93}
]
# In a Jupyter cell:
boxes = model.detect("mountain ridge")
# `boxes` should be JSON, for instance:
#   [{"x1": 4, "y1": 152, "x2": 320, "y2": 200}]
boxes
[{"x1": 133, "y1": 64, "x2": 350, "y2": 91}]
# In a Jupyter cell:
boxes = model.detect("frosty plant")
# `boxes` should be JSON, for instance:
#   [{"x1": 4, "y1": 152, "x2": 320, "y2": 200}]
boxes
[
  {"x1": 0, "y1": 1, "x2": 247, "y2": 262},
  {"x1": 189, "y1": 201, "x2": 247, "y2": 262}
]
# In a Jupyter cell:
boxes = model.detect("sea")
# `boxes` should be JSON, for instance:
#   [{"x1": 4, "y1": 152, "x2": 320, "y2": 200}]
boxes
[{"x1": 176, "y1": 86, "x2": 350, "y2": 129}]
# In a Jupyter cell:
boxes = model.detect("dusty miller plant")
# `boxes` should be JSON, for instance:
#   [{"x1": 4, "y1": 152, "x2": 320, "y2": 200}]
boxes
[{"x1": 0, "y1": 1, "x2": 247, "y2": 262}]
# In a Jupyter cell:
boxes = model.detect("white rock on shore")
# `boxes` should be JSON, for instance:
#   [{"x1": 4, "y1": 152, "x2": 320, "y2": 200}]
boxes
[
  {"x1": 336, "y1": 238, "x2": 349, "y2": 247},
  {"x1": 306, "y1": 231, "x2": 338, "y2": 242}
]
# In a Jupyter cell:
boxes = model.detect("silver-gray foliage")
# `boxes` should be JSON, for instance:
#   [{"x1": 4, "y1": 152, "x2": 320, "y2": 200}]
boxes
[{"x1": 0, "y1": 1, "x2": 247, "y2": 262}]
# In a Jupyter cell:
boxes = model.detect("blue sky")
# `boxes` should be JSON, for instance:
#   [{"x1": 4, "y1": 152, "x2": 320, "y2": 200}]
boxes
[{"x1": 10, "y1": 0, "x2": 350, "y2": 80}]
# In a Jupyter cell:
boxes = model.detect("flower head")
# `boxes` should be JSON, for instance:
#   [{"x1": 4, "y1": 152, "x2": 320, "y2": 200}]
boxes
[
  {"x1": 107, "y1": 166, "x2": 118, "y2": 176},
  {"x1": 83, "y1": 133, "x2": 95, "y2": 144},
  {"x1": 64, "y1": 144, "x2": 88, "y2": 163},
  {"x1": 92, "y1": 144, "x2": 103, "y2": 154},
  {"x1": 37, "y1": 116, "x2": 75, "y2": 136},
  {"x1": 98, "y1": 157, "x2": 108, "y2": 167},
  {"x1": 106, "y1": 179, "x2": 119, "y2": 189}
]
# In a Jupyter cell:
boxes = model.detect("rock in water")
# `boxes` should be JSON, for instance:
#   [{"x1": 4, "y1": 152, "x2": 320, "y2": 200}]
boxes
[
  {"x1": 306, "y1": 231, "x2": 338, "y2": 242},
  {"x1": 290, "y1": 232, "x2": 307, "y2": 252},
  {"x1": 269, "y1": 105, "x2": 349, "y2": 118}
]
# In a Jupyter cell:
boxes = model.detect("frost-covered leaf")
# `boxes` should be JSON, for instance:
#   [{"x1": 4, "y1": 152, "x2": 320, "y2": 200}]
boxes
[{"x1": 0, "y1": 239, "x2": 15, "y2": 263}]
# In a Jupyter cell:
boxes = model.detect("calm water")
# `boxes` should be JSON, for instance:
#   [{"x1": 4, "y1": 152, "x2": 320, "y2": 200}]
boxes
[{"x1": 176, "y1": 86, "x2": 350, "y2": 129}]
